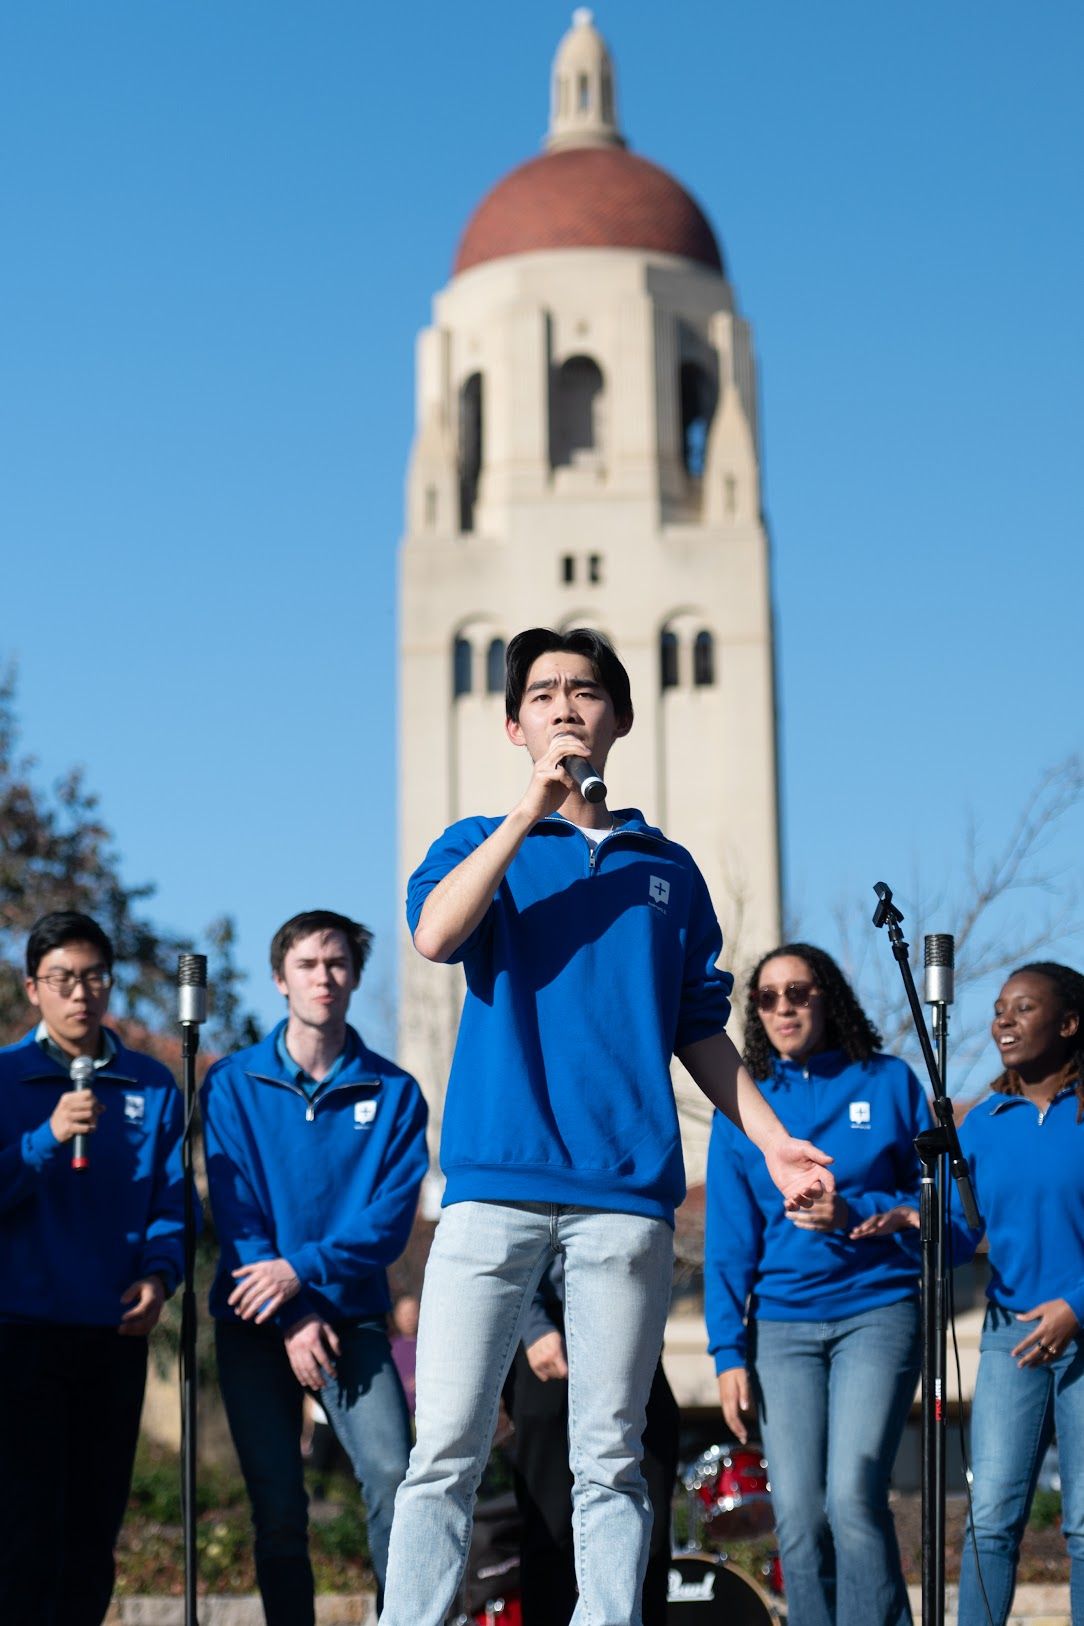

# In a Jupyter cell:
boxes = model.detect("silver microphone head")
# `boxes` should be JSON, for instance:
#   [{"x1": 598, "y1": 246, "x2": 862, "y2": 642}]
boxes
[
  {"x1": 70, "y1": 1055, "x2": 95, "y2": 1089},
  {"x1": 177, "y1": 953, "x2": 208, "y2": 1025},
  {"x1": 924, "y1": 934, "x2": 955, "y2": 1005}
]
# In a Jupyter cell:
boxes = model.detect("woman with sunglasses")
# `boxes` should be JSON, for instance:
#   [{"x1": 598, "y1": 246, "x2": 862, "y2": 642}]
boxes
[{"x1": 704, "y1": 943, "x2": 928, "y2": 1626}]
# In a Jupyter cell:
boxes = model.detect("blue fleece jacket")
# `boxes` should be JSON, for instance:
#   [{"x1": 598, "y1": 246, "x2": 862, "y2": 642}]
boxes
[
  {"x1": 406, "y1": 810, "x2": 732, "y2": 1226},
  {"x1": 704, "y1": 1051, "x2": 928, "y2": 1371},
  {"x1": 201, "y1": 1022, "x2": 428, "y2": 1329},
  {"x1": 946, "y1": 1085, "x2": 1084, "y2": 1324},
  {"x1": 0, "y1": 1027, "x2": 185, "y2": 1325}
]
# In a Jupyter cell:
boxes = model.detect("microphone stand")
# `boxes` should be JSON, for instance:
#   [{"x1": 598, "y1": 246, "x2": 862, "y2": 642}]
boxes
[
  {"x1": 872, "y1": 885, "x2": 978, "y2": 1626},
  {"x1": 177, "y1": 954, "x2": 208, "y2": 1626}
]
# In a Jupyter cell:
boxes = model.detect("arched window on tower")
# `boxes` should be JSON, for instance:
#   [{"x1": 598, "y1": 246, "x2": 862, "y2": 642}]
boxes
[
  {"x1": 660, "y1": 630, "x2": 679, "y2": 691},
  {"x1": 458, "y1": 373, "x2": 483, "y2": 533},
  {"x1": 680, "y1": 362, "x2": 717, "y2": 479},
  {"x1": 453, "y1": 635, "x2": 473, "y2": 699},
  {"x1": 551, "y1": 355, "x2": 604, "y2": 469},
  {"x1": 693, "y1": 630, "x2": 715, "y2": 687},
  {"x1": 486, "y1": 637, "x2": 506, "y2": 695}
]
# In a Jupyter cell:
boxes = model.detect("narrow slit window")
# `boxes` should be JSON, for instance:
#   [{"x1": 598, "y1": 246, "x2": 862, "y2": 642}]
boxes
[
  {"x1": 453, "y1": 636, "x2": 472, "y2": 698},
  {"x1": 486, "y1": 638, "x2": 506, "y2": 695},
  {"x1": 660, "y1": 630, "x2": 679, "y2": 691},
  {"x1": 693, "y1": 631, "x2": 715, "y2": 687}
]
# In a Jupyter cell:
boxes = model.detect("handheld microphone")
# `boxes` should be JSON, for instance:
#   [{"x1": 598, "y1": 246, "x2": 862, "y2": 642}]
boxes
[
  {"x1": 177, "y1": 954, "x2": 208, "y2": 1026},
  {"x1": 561, "y1": 756, "x2": 607, "y2": 805},
  {"x1": 70, "y1": 1054, "x2": 94, "y2": 1171},
  {"x1": 924, "y1": 934, "x2": 955, "y2": 1006}
]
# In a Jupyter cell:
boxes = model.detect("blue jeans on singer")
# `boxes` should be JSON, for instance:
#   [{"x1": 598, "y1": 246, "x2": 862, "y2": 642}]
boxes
[
  {"x1": 958, "y1": 1303, "x2": 1084, "y2": 1626},
  {"x1": 752, "y1": 1296, "x2": 920, "y2": 1626},
  {"x1": 216, "y1": 1315, "x2": 411, "y2": 1625},
  {"x1": 380, "y1": 1200, "x2": 674, "y2": 1626}
]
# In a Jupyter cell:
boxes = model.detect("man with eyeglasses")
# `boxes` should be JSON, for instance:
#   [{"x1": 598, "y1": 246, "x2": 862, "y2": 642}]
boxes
[{"x1": 0, "y1": 910, "x2": 185, "y2": 1626}]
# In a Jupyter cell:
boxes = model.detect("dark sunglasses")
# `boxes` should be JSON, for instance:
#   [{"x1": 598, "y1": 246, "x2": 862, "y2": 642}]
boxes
[{"x1": 753, "y1": 982, "x2": 818, "y2": 1012}]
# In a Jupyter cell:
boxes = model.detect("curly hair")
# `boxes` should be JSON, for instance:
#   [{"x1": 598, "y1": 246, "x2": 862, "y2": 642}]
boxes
[
  {"x1": 989, "y1": 961, "x2": 1084, "y2": 1121},
  {"x1": 743, "y1": 942, "x2": 883, "y2": 1081}
]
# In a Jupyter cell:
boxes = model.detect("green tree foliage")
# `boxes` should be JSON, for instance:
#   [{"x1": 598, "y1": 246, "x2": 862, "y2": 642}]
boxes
[{"x1": 0, "y1": 664, "x2": 258, "y2": 1055}]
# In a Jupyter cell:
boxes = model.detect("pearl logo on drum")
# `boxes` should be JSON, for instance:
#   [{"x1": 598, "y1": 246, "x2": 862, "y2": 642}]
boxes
[{"x1": 668, "y1": 1566, "x2": 715, "y2": 1602}]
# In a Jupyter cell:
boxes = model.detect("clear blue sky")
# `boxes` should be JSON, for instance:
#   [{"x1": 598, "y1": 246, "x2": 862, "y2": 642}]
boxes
[{"x1": 2, "y1": 2, "x2": 1081, "y2": 1088}]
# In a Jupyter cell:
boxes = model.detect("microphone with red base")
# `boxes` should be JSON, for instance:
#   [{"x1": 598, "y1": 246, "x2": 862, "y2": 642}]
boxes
[{"x1": 70, "y1": 1054, "x2": 94, "y2": 1171}]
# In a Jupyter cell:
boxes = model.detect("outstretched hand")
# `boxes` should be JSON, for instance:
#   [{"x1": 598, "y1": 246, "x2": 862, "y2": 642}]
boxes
[
  {"x1": 849, "y1": 1205, "x2": 919, "y2": 1240},
  {"x1": 764, "y1": 1137, "x2": 835, "y2": 1210}
]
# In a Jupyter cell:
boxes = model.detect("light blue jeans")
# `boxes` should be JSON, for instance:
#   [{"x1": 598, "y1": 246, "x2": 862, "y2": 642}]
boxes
[
  {"x1": 958, "y1": 1304, "x2": 1084, "y2": 1626},
  {"x1": 380, "y1": 1200, "x2": 674, "y2": 1626},
  {"x1": 752, "y1": 1297, "x2": 920, "y2": 1626}
]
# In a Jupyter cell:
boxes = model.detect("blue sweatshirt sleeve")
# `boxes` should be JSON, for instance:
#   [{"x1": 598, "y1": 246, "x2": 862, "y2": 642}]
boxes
[
  {"x1": 845, "y1": 1065, "x2": 931, "y2": 1227},
  {"x1": 0, "y1": 1118, "x2": 64, "y2": 1215},
  {"x1": 704, "y1": 1111, "x2": 765, "y2": 1372},
  {"x1": 201, "y1": 1068, "x2": 321, "y2": 1332},
  {"x1": 283, "y1": 1082, "x2": 430, "y2": 1291},
  {"x1": 674, "y1": 862, "x2": 733, "y2": 1051},
  {"x1": 406, "y1": 819, "x2": 495, "y2": 965},
  {"x1": 137, "y1": 1080, "x2": 187, "y2": 1294}
]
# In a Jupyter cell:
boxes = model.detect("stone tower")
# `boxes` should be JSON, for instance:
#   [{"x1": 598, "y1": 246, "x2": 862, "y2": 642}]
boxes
[{"x1": 399, "y1": 10, "x2": 781, "y2": 1181}]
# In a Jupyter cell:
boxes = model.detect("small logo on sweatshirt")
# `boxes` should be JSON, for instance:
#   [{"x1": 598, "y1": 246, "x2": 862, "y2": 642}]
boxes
[
  {"x1": 354, "y1": 1100, "x2": 377, "y2": 1129},
  {"x1": 849, "y1": 1101, "x2": 871, "y2": 1128},
  {"x1": 649, "y1": 875, "x2": 671, "y2": 910},
  {"x1": 124, "y1": 1094, "x2": 145, "y2": 1123}
]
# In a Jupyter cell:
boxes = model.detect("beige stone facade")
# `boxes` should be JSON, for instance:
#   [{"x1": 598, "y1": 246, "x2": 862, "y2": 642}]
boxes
[{"x1": 398, "y1": 12, "x2": 781, "y2": 1186}]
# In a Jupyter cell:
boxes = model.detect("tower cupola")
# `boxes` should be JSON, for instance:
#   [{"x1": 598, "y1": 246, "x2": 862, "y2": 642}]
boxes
[{"x1": 546, "y1": 8, "x2": 624, "y2": 152}]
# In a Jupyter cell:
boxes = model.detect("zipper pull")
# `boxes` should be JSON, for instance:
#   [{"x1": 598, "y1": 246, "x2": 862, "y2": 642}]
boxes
[{"x1": 306, "y1": 1103, "x2": 315, "y2": 1123}]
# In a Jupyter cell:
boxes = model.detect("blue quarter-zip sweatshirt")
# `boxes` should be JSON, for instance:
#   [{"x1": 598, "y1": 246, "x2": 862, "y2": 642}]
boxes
[
  {"x1": 0, "y1": 1027, "x2": 185, "y2": 1325},
  {"x1": 201, "y1": 1022, "x2": 428, "y2": 1329},
  {"x1": 947, "y1": 1085, "x2": 1084, "y2": 1323},
  {"x1": 406, "y1": 810, "x2": 733, "y2": 1226},
  {"x1": 704, "y1": 1051, "x2": 929, "y2": 1371}
]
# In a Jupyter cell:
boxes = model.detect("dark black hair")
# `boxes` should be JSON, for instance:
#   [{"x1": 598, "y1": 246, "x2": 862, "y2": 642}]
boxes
[
  {"x1": 743, "y1": 941, "x2": 883, "y2": 1081},
  {"x1": 270, "y1": 910, "x2": 373, "y2": 980},
  {"x1": 26, "y1": 911, "x2": 114, "y2": 979},
  {"x1": 504, "y1": 627, "x2": 633, "y2": 726},
  {"x1": 991, "y1": 960, "x2": 1084, "y2": 1120}
]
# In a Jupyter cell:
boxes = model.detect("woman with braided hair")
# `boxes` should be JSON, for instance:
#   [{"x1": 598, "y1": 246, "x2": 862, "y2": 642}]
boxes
[
  {"x1": 704, "y1": 943, "x2": 929, "y2": 1626},
  {"x1": 856, "y1": 960, "x2": 1084, "y2": 1625}
]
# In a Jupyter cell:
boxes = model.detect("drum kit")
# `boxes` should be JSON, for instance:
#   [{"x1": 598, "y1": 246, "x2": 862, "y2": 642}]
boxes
[
  {"x1": 454, "y1": 1443, "x2": 786, "y2": 1624},
  {"x1": 667, "y1": 1442, "x2": 785, "y2": 1623}
]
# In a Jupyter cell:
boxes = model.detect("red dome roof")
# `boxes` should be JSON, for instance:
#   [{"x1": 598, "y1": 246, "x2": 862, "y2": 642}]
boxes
[{"x1": 454, "y1": 146, "x2": 724, "y2": 276}]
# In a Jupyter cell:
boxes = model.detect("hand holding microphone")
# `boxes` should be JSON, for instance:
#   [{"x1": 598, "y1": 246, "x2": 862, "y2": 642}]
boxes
[
  {"x1": 554, "y1": 734, "x2": 607, "y2": 805},
  {"x1": 48, "y1": 1055, "x2": 102, "y2": 1168}
]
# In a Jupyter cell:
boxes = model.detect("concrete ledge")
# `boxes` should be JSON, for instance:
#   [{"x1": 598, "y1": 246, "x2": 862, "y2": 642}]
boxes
[
  {"x1": 906, "y1": 1583, "x2": 1070, "y2": 1624},
  {"x1": 106, "y1": 1600, "x2": 376, "y2": 1624},
  {"x1": 108, "y1": 1584, "x2": 1072, "y2": 1625}
]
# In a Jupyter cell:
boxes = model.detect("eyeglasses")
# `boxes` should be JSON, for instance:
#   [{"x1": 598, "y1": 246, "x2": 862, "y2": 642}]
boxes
[
  {"x1": 33, "y1": 968, "x2": 113, "y2": 996},
  {"x1": 753, "y1": 982, "x2": 818, "y2": 1012}
]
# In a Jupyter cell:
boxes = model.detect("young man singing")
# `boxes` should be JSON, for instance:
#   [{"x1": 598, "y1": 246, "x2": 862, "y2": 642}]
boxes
[{"x1": 381, "y1": 627, "x2": 833, "y2": 1626}]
